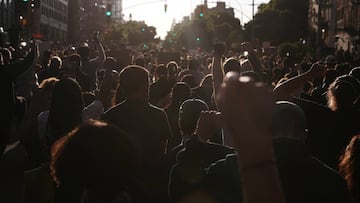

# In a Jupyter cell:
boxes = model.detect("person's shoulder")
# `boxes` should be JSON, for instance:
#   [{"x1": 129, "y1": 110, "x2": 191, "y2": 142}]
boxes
[
  {"x1": 149, "y1": 103, "x2": 166, "y2": 114},
  {"x1": 310, "y1": 156, "x2": 344, "y2": 180},
  {"x1": 207, "y1": 153, "x2": 237, "y2": 175},
  {"x1": 102, "y1": 101, "x2": 126, "y2": 119},
  {"x1": 168, "y1": 144, "x2": 185, "y2": 162},
  {"x1": 206, "y1": 141, "x2": 235, "y2": 153}
]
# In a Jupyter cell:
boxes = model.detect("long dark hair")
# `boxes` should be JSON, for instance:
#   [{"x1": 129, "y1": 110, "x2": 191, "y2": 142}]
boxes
[
  {"x1": 48, "y1": 78, "x2": 83, "y2": 144},
  {"x1": 339, "y1": 135, "x2": 360, "y2": 203}
]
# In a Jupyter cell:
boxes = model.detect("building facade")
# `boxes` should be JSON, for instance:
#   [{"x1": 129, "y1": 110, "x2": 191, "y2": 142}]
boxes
[
  {"x1": 335, "y1": 0, "x2": 360, "y2": 52},
  {"x1": 40, "y1": 0, "x2": 68, "y2": 41},
  {"x1": 309, "y1": 0, "x2": 360, "y2": 53},
  {"x1": 0, "y1": 0, "x2": 15, "y2": 31}
]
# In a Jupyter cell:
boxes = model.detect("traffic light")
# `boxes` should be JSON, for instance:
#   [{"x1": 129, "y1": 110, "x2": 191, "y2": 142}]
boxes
[
  {"x1": 164, "y1": 3, "x2": 167, "y2": 13},
  {"x1": 199, "y1": 5, "x2": 206, "y2": 17},
  {"x1": 196, "y1": 37, "x2": 200, "y2": 41},
  {"x1": 106, "y1": 3, "x2": 112, "y2": 17},
  {"x1": 106, "y1": 3, "x2": 112, "y2": 23},
  {"x1": 141, "y1": 27, "x2": 145, "y2": 32}
]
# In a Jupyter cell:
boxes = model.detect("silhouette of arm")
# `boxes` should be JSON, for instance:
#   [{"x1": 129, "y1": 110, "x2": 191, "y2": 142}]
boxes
[
  {"x1": 89, "y1": 38, "x2": 106, "y2": 66},
  {"x1": 217, "y1": 73, "x2": 285, "y2": 203},
  {"x1": 212, "y1": 43, "x2": 226, "y2": 108},
  {"x1": 273, "y1": 62, "x2": 326, "y2": 100}
]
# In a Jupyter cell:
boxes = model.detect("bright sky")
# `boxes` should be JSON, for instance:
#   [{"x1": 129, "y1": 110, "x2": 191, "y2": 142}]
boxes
[{"x1": 122, "y1": 0, "x2": 271, "y2": 39}]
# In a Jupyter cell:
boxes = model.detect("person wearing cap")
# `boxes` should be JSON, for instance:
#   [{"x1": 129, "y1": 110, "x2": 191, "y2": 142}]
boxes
[{"x1": 168, "y1": 98, "x2": 234, "y2": 202}]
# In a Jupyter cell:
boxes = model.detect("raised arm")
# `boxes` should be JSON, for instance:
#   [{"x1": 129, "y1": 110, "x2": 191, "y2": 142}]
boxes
[
  {"x1": 89, "y1": 32, "x2": 106, "y2": 64},
  {"x1": 212, "y1": 43, "x2": 226, "y2": 108},
  {"x1": 273, "y1": 62, "x2": 326, "y2": 100},
  {"x1": 241, "y1": 42, "x2": 263, "y2": 78},
  {"x1": 217, "y1": 72, "x2": 285, "y2": 203}
]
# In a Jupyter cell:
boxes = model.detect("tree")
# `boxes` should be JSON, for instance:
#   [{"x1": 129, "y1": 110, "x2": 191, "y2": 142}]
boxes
[
  {"x1": 244, "y1": 0, "x2": 309, "y2": 45},
  {"x1": 106, "y1": 21, "x2": 157, "y2": 48},
  {"x1": 163, "y1": 5, "x2": 243, "y2": 51}
]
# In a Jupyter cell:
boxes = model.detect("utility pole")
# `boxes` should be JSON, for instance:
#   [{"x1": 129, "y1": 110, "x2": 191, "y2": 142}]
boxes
[
  {"x1": 251, "y1": 0, "x2": 255, "y2": 45},
  {"x1": 316, "y1": 0, "x2": 322, "y2": 59}
]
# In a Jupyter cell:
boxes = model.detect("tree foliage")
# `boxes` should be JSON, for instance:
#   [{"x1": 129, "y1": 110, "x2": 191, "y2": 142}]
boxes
[
  {"x1": 163, "y1": 6, "x2": 243, "y2": 51},
  {"x1": 244, "y1": 0, "x2": 309, "y2": 45},
  {"x1": 109, "y1": 21, "x2": 157, "y2": 46}
]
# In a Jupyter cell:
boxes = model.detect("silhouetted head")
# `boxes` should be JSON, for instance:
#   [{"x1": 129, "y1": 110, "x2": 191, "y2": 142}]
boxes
[
  {"x1": 171, "y1": 82, "x2": 191, "y2": 105},
  {"x1": 327, "y1": 75, "x2": 360, "y2": 111},
  {"x1": 77, "y1": 45, "x2": 90, "y2": 61},
  {"x1": 49, "y1": 56, "x2": 62, "y2": 70},
  {"x1": 200, "y1": 74, "x2": 213, "y2": 88},
  {"x1": 51, "y1": 120, "x2": 140, "y2": 203},
  {"x1": 272, "y1": 101, "x2": 307, "y2": 141},
  {"x1": 167, "y1": 61, "x2": 178, "y2": 77},
  {"x1": 181, "y1": 74, "x2": 197, "y2": 88},
  {"x1": 179, "y1": 99, "x2": 209, "y2": 136},
  {"x1": 188, "y1": 59, "x2": 200, "y2": 71},
  {"x1": 134, "y1": 57, "x2": 146, "y2": 67},
  {"x1": 156, "y1": 64, "x2": 168, "y2": 79},
  {"x1": 119, "y1": 65, "x2": 149, "y2": 101},
  {"x1": 350, "y1": 67, "x2": 360, "y2": 81},
  {"x1": 48, "y1": 78, "x2": 83, "y2": 143},
  {"x1": 224, "y1": 57, "x2": 241, "y2": 74},
  {"x1": 323, "y1": 69, "x2": 340, "y2": 87},
  {"x1": 0, "y1": 48, "x2": 11, "y2": 64}
]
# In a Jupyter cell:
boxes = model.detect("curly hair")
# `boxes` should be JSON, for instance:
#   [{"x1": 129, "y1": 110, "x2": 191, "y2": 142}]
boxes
[{"x1": 339, "y1": 135, "x2": 360, "y2": 203}]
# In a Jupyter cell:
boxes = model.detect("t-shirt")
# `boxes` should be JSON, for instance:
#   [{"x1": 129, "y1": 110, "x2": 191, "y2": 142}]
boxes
[
  {"x1": 37, "y1": 100, "x2": 104, "y2": 141},
  {"x1": 102, "y1": 100, "x2": 172, "y2": 166}
]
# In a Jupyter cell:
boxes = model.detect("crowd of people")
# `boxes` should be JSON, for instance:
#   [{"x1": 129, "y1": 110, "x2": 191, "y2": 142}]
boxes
[{"x1": 1, "y1": 33, "x2": 360, "y2": 203}]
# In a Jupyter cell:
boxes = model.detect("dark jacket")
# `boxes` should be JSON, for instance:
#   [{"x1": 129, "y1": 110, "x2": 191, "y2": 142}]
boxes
[
  {"x1": 168, "y1": 135, "x2": 234, "y2": 201},
  {"x1": 205, "y1": 137, "x2": 350, "y2": 203}
]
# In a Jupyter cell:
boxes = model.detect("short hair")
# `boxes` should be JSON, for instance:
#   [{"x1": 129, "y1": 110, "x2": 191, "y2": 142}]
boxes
[
  {"x1": 327, "y1": 75, "x2": 360, "y2": 111},
  {"x1": 200, "y1": 74, "x2": 213, "y2": 87},
  {"x1": 350, "y1": 67, "x2": 360, "y2": 81},
  {"x1": 0, "y1": 48, "x2": 11, "y2": 60},
  {"x1": 119, "y1": 65, "x2": 149, "y2": 97},
  {"x1": 156, "y1": 64, "x2": 168, "y2": 77},
  {"x1": 172, "y1": 82, "x2": 191, "y2": 105},
  {"x1": 50, "y1": 56, "x2": 62, "y2": 69},
  {"x1": 188, "y1": 59, "x2": 200, "y2": 70},
  {"x1": 167, "y1": 61, "x2": 178, "y2": 75},
  {"x1": 271, "y1": 101, "x2": 307, "y2": 138},
  {"x1": 68, "y1": 54, "x2": 82, "y2": 68},
  {"x1": 134, "y1": 57, "x2": 145, "y2": 67},
  {"x1": 181, "y1": 74, "x2": 196, "y2": 88},
  {"x1": 179, "y1": 99, "x2": 209, "y2": 135},
  {"x1": 224, "y1": 58, "x2": 241, "y2": 74}
]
